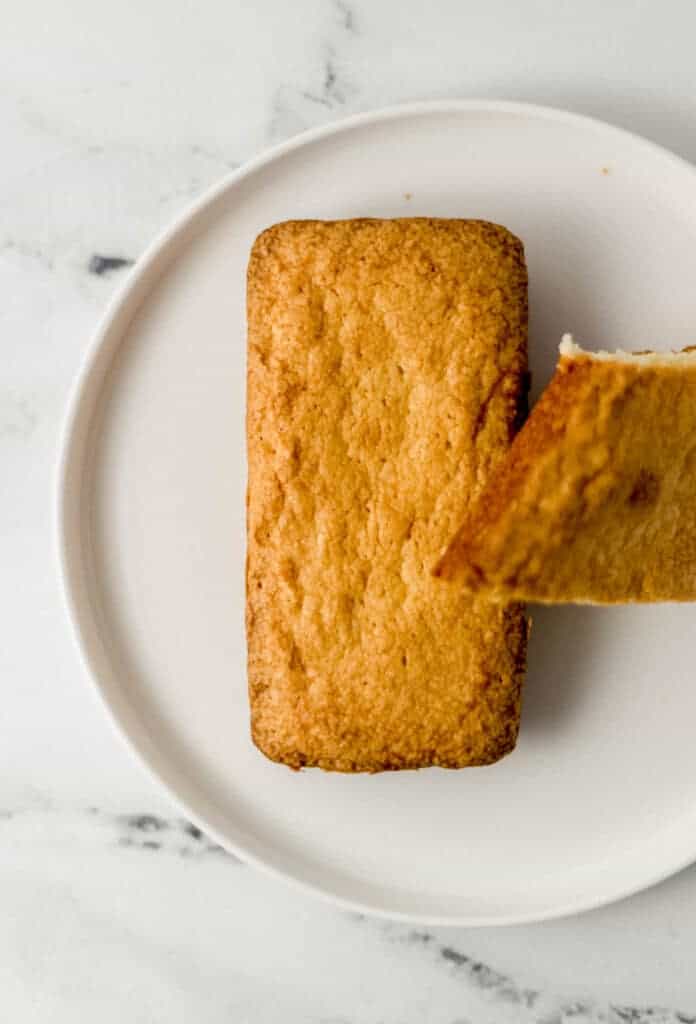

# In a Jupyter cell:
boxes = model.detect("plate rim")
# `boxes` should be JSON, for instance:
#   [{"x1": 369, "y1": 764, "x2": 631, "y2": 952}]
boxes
[{"x1": 55, "y1": 98, "x2": 696, "y2": 926}]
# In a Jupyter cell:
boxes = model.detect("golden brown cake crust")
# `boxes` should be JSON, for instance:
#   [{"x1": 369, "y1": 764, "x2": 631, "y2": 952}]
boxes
[
  {"x1": 436, "y1": 350, "x2": 696, "y2": 603},
  {"x1": 247, "y1": 218, "x2": 528, "y2": 771}
]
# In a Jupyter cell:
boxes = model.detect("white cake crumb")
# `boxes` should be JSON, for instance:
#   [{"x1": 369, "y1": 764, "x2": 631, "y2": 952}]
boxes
[{"x1": 560, "y1": 333, "x2": 696, "y2": 366}]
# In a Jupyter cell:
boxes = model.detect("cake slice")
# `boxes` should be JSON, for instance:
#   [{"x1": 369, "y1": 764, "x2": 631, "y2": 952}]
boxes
[
  {"x1": 247, "y1": 218, "x2": 528, "y2": 771},
  {"x1": 435, "y1": 336, "x2": 696, "y2": 604}
]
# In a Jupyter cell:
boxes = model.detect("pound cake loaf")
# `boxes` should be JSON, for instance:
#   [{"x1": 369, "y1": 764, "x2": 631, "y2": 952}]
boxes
[
  {"x1": 247, "y1": 218, "x2": 528, "y2": 771},
  {"x1": 435, "y1": 336, "x2": 696, "y2": 604}
]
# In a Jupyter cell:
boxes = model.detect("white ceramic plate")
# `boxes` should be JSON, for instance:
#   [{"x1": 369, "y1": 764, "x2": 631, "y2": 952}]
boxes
[{"x1": 59, "y1": 101, "x2": 696, "y2": 926}]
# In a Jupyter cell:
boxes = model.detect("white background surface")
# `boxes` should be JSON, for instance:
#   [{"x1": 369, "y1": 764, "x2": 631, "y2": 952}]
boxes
[{"x1": 4, "y1": 0, "x2": 696, "y2": 1018}]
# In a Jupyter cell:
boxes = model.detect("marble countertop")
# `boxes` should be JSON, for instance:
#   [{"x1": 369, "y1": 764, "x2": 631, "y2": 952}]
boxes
[{"x1": 4, "y1": 0, "x2": 696, "y2": 1019}]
